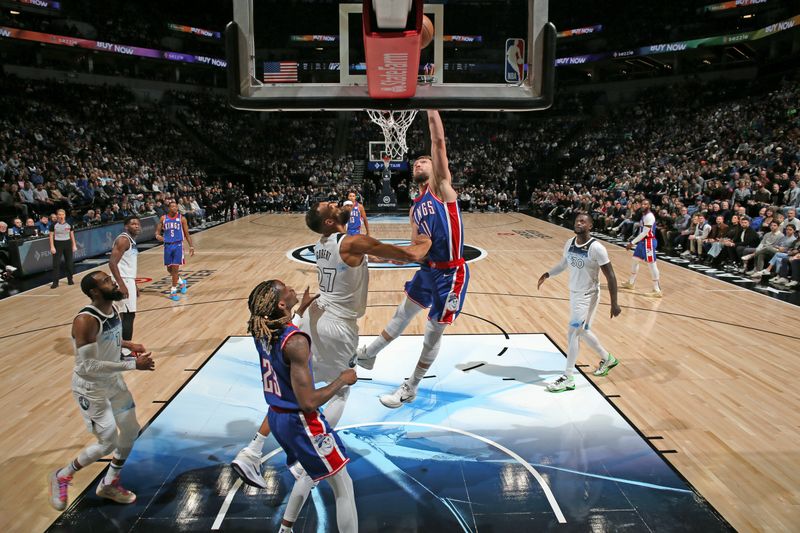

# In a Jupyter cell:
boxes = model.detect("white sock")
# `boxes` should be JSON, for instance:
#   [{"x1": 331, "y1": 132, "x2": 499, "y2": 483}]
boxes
[
  {"x1": 58, "y1": 460, "x2": 79, "y2": 478},
  {"x1": 104, "y1": 462, "x2": 123, "y2": 485},
  {"x1": 170, "y1": 286, "x2": 177, "y2": 293},
  {"x1": 409, "y1": 365, "x2": 427, "y2": 388},
  {"x1": 629, "y1": 261, "x2": 639, "y2": 284},
  {"x1": 366, "y1": 336, "x2": 389, "y2": 359},
  {"x1": 648, "y1": 262, "x2": 661, "y2": 291},
  {"x1": 407, "y1": 321, "x2": 446, "y2": 388},
  {"x1": 247, "y1": 432, "x2": 266, "y2": 454}
]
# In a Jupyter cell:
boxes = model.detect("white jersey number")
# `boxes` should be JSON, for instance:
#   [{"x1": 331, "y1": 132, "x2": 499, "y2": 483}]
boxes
[{"x1": 261, "y1": 357, "x2": 282, "y2": 397}]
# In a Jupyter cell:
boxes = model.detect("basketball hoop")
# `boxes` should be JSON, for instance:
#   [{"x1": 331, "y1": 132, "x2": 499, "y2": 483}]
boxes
[
  {"x1": 382, "y1": 154, "x2": 391, "y2": 167},
  {"x1": 367, "y1": 109, "x2": 418, "y2": 161}
]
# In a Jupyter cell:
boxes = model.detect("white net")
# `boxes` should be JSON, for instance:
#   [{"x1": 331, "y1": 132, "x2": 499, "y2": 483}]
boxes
[{"x1": 367, "y1": 109, "x2": 418, "y2": 161}]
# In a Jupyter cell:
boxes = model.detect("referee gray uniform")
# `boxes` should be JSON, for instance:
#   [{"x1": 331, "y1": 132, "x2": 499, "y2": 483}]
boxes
[{"x1": 51, "y1": 221, "x2": 75, "y2": 285}]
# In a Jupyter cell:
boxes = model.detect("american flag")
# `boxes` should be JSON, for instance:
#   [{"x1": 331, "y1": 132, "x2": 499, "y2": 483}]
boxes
[{"x1": 263, "y1": 61, "x2": 298, "y2": 82}]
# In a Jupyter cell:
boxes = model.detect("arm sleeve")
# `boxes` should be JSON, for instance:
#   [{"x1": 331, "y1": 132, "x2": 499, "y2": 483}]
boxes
[
  {"x1": 630, "y1": 225, "x2": 652, "y2": 245},
  {"x1": 74, "y1": 342, "x2": 136, "y2": 377},
  {"x1": 547, "y1": 241, "x2": 570, "y2": 277},
  {"x1": 547, "y1": 258, "x2": 568, "y2": 278}
]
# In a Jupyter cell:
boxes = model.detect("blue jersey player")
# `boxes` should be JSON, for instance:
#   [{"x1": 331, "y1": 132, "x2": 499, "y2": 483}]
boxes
[
  {"x1": 245, "y1": 280, "x2": 358, "y2": 533},
  {"x1": 344, "y1": 191, "x2": 369, "y2": 236},
  {"x1": 155, "y1": 201, "x2": 194, "y2": 301},
  {"x1": 621, "y1": 199, "x2": 662, "y2": 298},
  {"x1": 354, "y1": 110, "x2": 470, "y2": 409}
]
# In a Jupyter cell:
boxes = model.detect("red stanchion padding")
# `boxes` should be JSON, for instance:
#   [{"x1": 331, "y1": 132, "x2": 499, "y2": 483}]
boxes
[{"x1": 363, "y1": 1, "x2": 423, "y2": 99}]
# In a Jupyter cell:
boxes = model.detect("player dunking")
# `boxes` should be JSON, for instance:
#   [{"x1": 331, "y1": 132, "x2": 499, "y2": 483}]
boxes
[
  {"x1": 155, "y1": 200, "x2": 194, "y2": 301},
  {"x1": 246, "y1": 280, "x2": 358, "y2": 533},
  {"x1": 109, "y1": 216, "x2": 140, "y2": 345},
  {"x1": 49, "y1": 271, "x2": 155, "y2": 511},
  {"x1": 353, "y1": 110, "x2": 469, "y2": 409},
  {"x1": 620, "y1": 199, "x2": 662, "y2": 297},
  {"x1": 344, "y1": 191, "x2": 370, "y2": 236},
  {"x1": 232, "y1": 202, "x2": 430, "y2": 498},
  {"x1": 538, "y1": 214, "x2": 622, "y2": 392}
]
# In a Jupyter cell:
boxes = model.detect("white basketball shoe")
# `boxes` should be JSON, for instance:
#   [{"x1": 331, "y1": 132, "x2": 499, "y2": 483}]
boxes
[
  {"x1": 379, "y1": 380, "x2": 417, "y2": 408},
  {"x1": 231, "y1": 447, "x2": 268, "y2": 489}
]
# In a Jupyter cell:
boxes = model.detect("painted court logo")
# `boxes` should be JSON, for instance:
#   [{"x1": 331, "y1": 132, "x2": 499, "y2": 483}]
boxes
[{"x1": 288, "y1": 239, "x2": 487, "y2": 270}]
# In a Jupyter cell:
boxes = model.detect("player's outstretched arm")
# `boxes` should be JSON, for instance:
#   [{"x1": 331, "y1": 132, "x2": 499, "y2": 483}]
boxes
[
  {"x1": 427, "y1": 110, "x2": 451, "y2": 185},
  {"x1": 600, "y1": 263, "x2": 622, "y2": 318},
  {"x1": 627, "y1": 224, "x2": 652, "y2": 249},
  {"x1": 343, "y1": 234, "x2": 431, "y2": 263},
  {"x1": 285, "y1": 335, "x2": 357, "y2": 413}
]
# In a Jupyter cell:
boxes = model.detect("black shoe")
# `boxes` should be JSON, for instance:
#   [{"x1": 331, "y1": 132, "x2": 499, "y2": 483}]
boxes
[
  {"x1": 67, "y1": 279, "x2": 74, "y2": 285},
  {"x1": 50, "y1": 282, "x2": 58, "y2": 289}
]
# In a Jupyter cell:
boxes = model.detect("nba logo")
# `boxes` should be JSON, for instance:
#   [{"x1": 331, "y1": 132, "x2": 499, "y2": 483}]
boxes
[{"x1": 505, "y1": 38, "x2": 526, "y2": 84}]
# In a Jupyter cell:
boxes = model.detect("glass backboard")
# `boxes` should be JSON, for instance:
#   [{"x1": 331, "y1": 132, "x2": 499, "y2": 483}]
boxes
[{"x1": 226, "y1": 0, "x2": 555, "y2": 112}]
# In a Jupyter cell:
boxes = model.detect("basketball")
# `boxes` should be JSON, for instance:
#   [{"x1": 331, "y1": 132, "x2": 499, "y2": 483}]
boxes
[{"x1": 421, "y1": 15, "x2": 434, "y2": 49}]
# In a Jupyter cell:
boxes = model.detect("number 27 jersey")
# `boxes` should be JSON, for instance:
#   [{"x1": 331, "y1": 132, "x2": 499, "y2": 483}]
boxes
[{"x1": 315, "y1": 233, "x2": 368, "y2": 320}]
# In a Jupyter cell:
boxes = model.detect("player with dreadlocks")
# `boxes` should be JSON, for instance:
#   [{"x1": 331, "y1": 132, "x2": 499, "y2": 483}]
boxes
[
  {"x1": 233, "y1": 201, "x2": 431, "y2": 497},
  {"x1": 245, "y1": 279, "x2": 358, "y2": 533}
]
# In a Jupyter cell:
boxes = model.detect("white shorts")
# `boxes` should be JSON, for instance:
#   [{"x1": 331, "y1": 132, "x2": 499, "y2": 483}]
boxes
[
  {"x1": 568, "y1": 288, "x2": 600, "y2": 331},
  {"x1": 72, "y1": 377, "x2": 135, "y2": 437},
  {"x1": 295, "y1": 302, "x2": 359, "y2": 383},
  {"x1": 115, "y1": 278, "x2": 137, "y2": 313}
]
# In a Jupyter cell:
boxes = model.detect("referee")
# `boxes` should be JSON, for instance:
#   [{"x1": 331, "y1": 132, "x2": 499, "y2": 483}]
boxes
[{"x1": 49, "y1": 209, "x2": 77, "y2": 288}]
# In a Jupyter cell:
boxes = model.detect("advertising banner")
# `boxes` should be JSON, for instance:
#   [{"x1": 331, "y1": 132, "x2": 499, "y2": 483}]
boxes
[
  {"x1": 0, "y1": 26, "x2": 226, "y2": 67},
  {"x1": 12, "y1": 216, "x2": 157, "y2": 276},
  {"x1": 557, "y1": 25, "x2": 603, "y2": 38},
  {"x1": 167, "y1": 23, "x2": 221, "y2": 39}
]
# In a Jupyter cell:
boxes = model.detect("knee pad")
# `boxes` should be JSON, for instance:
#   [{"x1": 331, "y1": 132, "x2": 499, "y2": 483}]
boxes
[{"x1": 385, "y1": 297, "x2": 423, "y2": 339}]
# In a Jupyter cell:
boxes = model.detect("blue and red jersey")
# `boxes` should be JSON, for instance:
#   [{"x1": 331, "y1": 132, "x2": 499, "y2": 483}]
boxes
[
  {"x1": 254, "y1": 325, "x2": 312, "y2": 411},
  {"x1": 163, "y1": 213, "x2": 184, "y2": 244},
  {"x1": 411, "y1": 186, "x2": 464, "y2": 265},
  {"x1": 346, "y1": 202, "x2": 362, "y2": 235}
]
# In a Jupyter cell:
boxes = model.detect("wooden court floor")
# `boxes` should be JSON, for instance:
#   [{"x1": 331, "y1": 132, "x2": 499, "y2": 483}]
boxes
[{"x1": 0, "y1": 212, "x2": 798, "y2": 533}]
